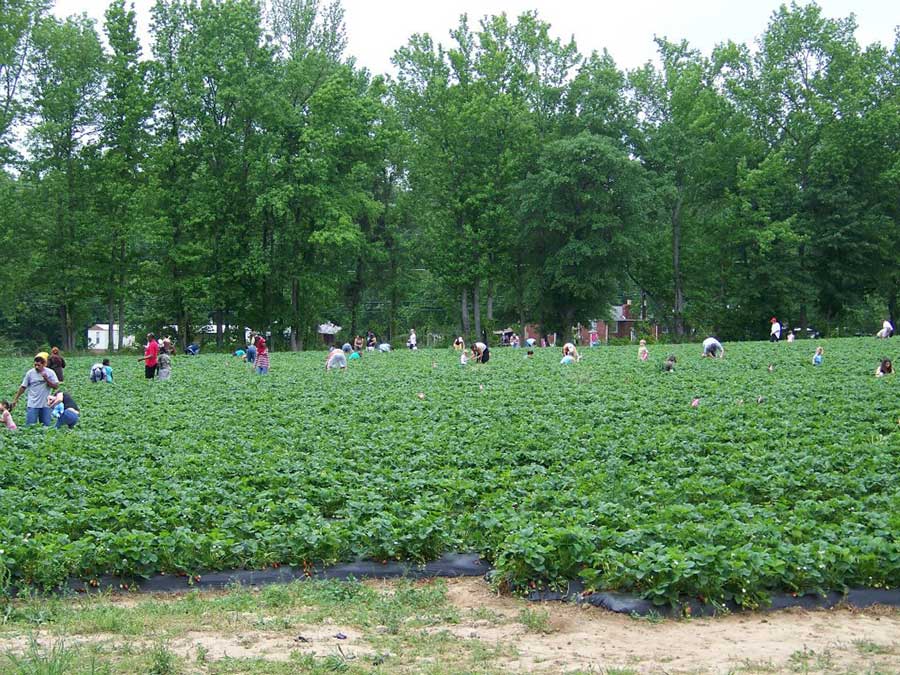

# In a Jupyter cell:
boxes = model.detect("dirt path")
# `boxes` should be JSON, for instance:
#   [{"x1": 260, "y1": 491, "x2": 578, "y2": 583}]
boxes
[
  {"x1": 1, "y1": 578, "x2": 898, "y2": 673},
  {"x1": 442, "y1": 578, "x2": 900, "y2": 673}
]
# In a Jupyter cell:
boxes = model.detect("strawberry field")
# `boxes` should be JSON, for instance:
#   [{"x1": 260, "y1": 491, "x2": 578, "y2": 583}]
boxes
[{"x1": 0, "y1": 338, "x2": 898, "y2": 608}]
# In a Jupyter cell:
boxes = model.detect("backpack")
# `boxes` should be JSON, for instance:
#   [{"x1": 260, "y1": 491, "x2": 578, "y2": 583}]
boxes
[{"x1": 90, "y1": 363, "x2": 106, "y2": 383}]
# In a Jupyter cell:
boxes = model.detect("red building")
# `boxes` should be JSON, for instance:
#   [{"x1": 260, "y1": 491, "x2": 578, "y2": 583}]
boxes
[{"x1": 575, "y1": 300, "x2": 660, "y2": 345}]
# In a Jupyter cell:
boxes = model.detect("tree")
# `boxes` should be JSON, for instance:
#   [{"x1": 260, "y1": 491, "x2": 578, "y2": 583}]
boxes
[
  {"x1": 0, "y1": 0, "x2": 48, "y2": 165},
  {"x1": 97, "y1": 0, "x2": 152, "y2": 350},
  {"x1": 25, "y1": 14, "x2": 105, "y2": 349},
  {"x1": 516, "y1": 132, "x2": 646, "y2": 341}
]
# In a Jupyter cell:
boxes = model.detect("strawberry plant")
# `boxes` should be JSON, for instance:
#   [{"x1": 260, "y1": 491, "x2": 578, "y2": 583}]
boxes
[{"x1": 0, "y1": 337, "x2": 897, "y2": 607}]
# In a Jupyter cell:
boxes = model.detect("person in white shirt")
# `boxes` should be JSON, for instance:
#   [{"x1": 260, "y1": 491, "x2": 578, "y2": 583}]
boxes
[
  {"x1": 769, "y1": 317, "x2": 781, "y2": 342},
  {"x1": 325, "y1": 346, "x2": 348, "y2": 371},
  {"x1": 472, "y1": 341, "x2": 490, "y2": 363},
  {"x1": 702, "y1": 337, "x2": 724, "y2": 358},
  {"x1": 876, "y1": 319, "x2": 893, "y2": 339},
  {"x1": 562, "y1": 342, "x2": 581, "y2": 362},
  {"x1": 407, "y1": 329, "x2": 417, "y2": 350}
]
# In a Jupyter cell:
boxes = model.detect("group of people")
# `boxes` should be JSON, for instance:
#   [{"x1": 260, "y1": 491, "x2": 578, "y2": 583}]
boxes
[
  {"x1": 137, "y1": 333, "x2": 175, "y2": 380},
  {"x1": 234, "y1": 334, "x2": 269, "y2": 374},
  {"x1": 769, "y1": 316, "x2": 894, "y2": 342},
  {"x1": 453, "y1": 336, "x2": 491, "y2": 364},
  {"x1": 4, "y1": 353, "x2": 80, "y2": 429}
]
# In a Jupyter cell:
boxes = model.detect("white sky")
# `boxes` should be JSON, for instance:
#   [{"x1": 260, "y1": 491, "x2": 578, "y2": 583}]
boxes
[{"x1": 53, "y1": 0, "x2": 898, "y2": 74}]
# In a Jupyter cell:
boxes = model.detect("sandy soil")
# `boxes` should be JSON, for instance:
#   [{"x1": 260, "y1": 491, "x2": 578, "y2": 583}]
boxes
[
  {"x1": 441, "y1": 578, "x2": 900, "y2": 673},
  {"x1": 2, "y1": 578, "x2": 898, "y2": 673}
]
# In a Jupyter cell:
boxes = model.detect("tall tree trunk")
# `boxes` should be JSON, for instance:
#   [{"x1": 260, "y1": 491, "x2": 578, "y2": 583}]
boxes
[
  {"x1": 215, "y1": 310, "x2": 224, "y2": 349},
  {"x1": 460, "y1": 288, "x2": 470, "y2": 340},
  {"x1": 290, "y1": 278, "x2": 300, "y2": 351},
  {"x1": 486, "y1": 280, "x2": 494, "y2": 322},
  {"x1": 672, "y1": 192, "x2": 685, "y2": 339},
  {"x1": 562, "y1": 308, "x2": 575, "y2": 343},
  {"x1": 349, "y1": 260, "x2": 363, "y2": 338},
  {"x1": 107, "y1": 283, "x2": 115, "y2": 353},
  {"x1": 59, "y1": 304, "x2": 69, "y2": 351},
  {"x1": 473, "y1": 280, "x2": 482, "y2": 342},
  {"x1": 177, "y1": 304, "x2": 189, "y2": 351},
  {"x1": 887, "y1": 290, "x2": 897, "y2": 332},
  {"x1": 117, "y1": 240, "x2": 126, "y2": 349},
  {"x1": 117, "y1": 297, "x2": 125, "y2": 350}
]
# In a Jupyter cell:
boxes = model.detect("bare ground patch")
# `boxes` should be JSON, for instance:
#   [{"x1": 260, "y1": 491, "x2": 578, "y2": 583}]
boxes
[{"x1": 0, "y1": 577, "x2": 897, "y2": 673}]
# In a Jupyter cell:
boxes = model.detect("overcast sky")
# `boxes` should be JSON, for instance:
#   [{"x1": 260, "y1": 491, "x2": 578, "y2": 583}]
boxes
[{"x1": 52, "y1": 0, "x2": 898, "y2": 74}]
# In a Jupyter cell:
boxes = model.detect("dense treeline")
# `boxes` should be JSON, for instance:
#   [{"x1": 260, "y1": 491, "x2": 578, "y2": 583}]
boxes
[{"x1": 1, "y1": 0, "x2": 897, "y2": 351}]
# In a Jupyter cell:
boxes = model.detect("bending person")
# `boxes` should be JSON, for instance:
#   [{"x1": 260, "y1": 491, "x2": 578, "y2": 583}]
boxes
[
  {"x1": 48, "y1": 390, "x2": 80, "y2": 429},
  {"x1": 326, "y1": 346, "x2": 348, "y2": 371},
  {"x1": 702, "y1": 337, "x2": 725, "y2": 358},
  {"x1": 472, "y1": 341, "x2": 491, "y2": 363},
  {"x1": 562, "y1": 342, "x2": 581, "y2": 362}
]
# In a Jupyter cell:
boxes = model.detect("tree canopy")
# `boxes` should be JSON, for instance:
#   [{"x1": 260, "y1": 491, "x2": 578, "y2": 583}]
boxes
[{"x1": 1, "y1": 1, "x2": 897, "y2": 350}]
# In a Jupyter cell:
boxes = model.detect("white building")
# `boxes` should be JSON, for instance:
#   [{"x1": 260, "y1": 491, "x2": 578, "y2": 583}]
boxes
[{"x1": 87, "y1": 324, "x2": 135, "y2": 351}]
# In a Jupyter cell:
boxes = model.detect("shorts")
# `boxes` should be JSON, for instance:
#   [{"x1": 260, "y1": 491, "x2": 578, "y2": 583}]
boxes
[{"x1": 145, "y1": 364, "x2": 158, "y2": 379}]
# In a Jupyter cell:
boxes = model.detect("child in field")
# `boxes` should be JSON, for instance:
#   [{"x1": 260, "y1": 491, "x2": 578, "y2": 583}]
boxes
[
  {"x1": 254, "y1": 336, "x2": 269, "y2": 374},
  {"x1": 812, "y1": 346, "x2": 824, "y2": 366},
  {"x1": 460, "y1": 349, "x2": 469, "y2": 366},
  {"x1": 1, "y1": 400, "x2": 16, "y2": 430},
  {"x1": 560, "y1": 354, "x2": 575, "y2": 365},
  {"x1": 562, "y1": 342, "x2": 580, "y2": 362},
  {"x1": 157, "y1": 349, "x2": 173, "y2": 380},
  {"x1": 525, "y1": 349, "x2": 534, "y2": 358},
  {"x1": 638, "y1": 339, "x2": 649, "y2": 361},
  {"x1": 348, "y1": 350, "x2": 361, "y2": 361},
  {"x1": 90, "y1": 362, "x2": 106, "y2": 382},
  {"x1": 662, "y1": 355, "x2": 677, "y2": 372},
  {"x1": 875, "y1": 358, "x2": 893, "y2": 377}
]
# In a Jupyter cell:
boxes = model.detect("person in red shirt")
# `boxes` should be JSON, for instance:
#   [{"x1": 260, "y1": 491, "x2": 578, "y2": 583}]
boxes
[
  {"x1": 138, "y1": 333, "x2": 160, "y2": 379},
  {"x1": 254, "y1": 336, "x2": 270, "y2": 375}
]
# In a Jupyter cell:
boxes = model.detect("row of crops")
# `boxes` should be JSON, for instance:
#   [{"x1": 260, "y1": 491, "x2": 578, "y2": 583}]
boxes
[{"x1": 0, "y1": 338, "x2": 897, "y2": 607}]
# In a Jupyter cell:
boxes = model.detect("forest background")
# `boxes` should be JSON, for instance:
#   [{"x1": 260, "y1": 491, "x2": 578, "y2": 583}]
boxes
[{"x1": 1, "y1": 0, "x2": 897, "y2": 351}]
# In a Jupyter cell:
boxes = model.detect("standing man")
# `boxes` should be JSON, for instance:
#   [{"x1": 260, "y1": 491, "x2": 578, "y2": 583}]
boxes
[
  {"x1": 138, "y1": 332, "x2": 160, "y2": 379},
  {"x1": 11, "y1": 355, "x2": 60, "y2": 426},
  {"x1": 770, "y1": 317, "x2": 781, "y2": 342}
]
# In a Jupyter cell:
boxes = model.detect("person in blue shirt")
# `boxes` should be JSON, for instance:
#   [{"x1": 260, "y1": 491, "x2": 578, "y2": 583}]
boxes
[{"x1": 812, "y1": 347, "x2": 824, "y2": 366}]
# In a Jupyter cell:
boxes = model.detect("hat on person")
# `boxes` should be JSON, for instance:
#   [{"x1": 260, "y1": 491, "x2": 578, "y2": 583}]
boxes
[{"x1": 36, "y1": 351, "x2": 49, "y2": 362}]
